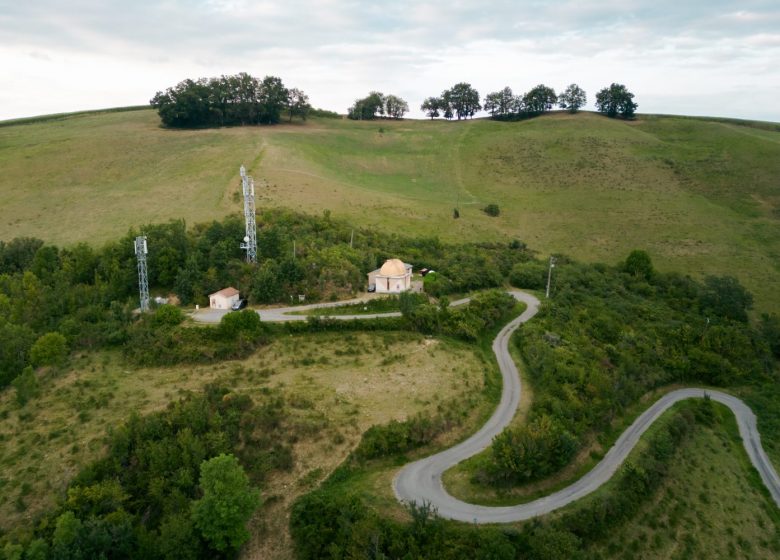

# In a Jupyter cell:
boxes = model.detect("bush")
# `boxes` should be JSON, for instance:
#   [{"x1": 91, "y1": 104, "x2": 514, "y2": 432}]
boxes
[
  {"x1": 483, "y1": 204, "x2": 500, "y2": 217},
  {"x1": 11, "y1": 366, "x2": 39, "y2": 406},
  {"x1": 509, "y1": 261, "x2": 547, "y2": 290},
  {"x1": 29, "y1": 332, "x2": 68, "y2": 368},
  {"x1": 489, "y1": 415, "x2": 578, "y2": 482},
  {"x1": 153, "y1": 304, "x2": 184, "y2": 327},
  {"x1": 218, "y1": 309, "x2": 265, "y2": 341}
]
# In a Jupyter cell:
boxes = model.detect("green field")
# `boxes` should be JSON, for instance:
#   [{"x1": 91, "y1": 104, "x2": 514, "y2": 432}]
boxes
[
  {"x1": 1, "y1": 109, "x2": 778, "y2": 311},
  {"x1": 582, "y1": 405, "x2": 780, "y2": 559}
]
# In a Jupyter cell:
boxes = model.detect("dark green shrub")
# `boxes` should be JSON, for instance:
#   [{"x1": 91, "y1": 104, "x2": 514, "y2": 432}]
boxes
[
  {"x1": 509, "y1": 261, "x2": 547, "y2": 290},
  {"x1": 29, "y1": 332, "x2": 68, "y2": 367},
  {"x1": 483, "y1": 204, "x2": 500, "y2": 217}
]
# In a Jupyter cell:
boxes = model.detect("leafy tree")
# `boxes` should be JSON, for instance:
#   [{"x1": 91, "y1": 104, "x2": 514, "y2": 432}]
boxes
[
  {"x1": 483, "y1": 86, "x2": 515, "y2": 119},
  {"x1": 11, "y1": 365, "x2": 39, "y2": 405},
  {"x1": 509, "y1": 261, "x2": 547, "y2": 290},
  {"x1": 0, "y1": 237, "x2": 44, "y2": 273},
  {"x1": 558, "y1": 83, "x2": 587, "y2": 113},
  {"x1": 595, "y1": 83, "x2": 638, "y2": 119},
  {"x1": 490, "y1": 414, "x2": 578, "y2": 481},
  {"x1": 700, "y1": 275, "x2": 753, "y2": 323},
  {"x1": 52, "y1": 511, "x2": 84, "y2": 557},
  {"x1": 29, "y1": 331, "x2": 68, "y2": 367},
  {"x1": 483, "y1": 91, "x2": 502, "y2": 118},
  {"x1": 251, "y1": 259, "x2": 283, "y2": 303},
  {"x1": 443, "y1": 83, "x2": 481, "y2": 120},
  {"x1": 24, "y1": 539, "x2": 49, "y2": 560},
  {"x1": 420, "y1": 96, "x2": 443, "y2": 119},
  {"x1": 218, "y1": 309, "x2": 265, "y2": 341},
  {"x1": 522, "y1": 84, "x2": 557, "y2": 114},
  {"x1": 623, "y1": 249, "x2": 654, "y2": 280},
  {"x1": 384, "y1": 94, "x2": 409, "y2": 119},
  {"x1": 0, "y1": 320, "x2": 35, "y2": 388},
  {"x1": 153, "y1": 304, "x2": 185, "y2": 327},
  {"x1": 286, "y1": 88, "x2": 311, "y2": 121},
  {"x1": 2, "y1": 543, "x2": 23, "y2": 560},
  {"x1": 191, "y1": 453, "x2": 260, "y2": 553},
  {"x1": 760, "y1": 313, "x2": 780, "y2": 358},
  {"x1": 347, "y1": 91, "x2": 385, "y2": 120},
  {"x1": 150, "y1": 73, "x2": 303, "y2": 127}
]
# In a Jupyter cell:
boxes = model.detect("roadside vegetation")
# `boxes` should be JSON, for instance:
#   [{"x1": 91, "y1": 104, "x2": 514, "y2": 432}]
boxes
[{"x1": 289, "y1": 400, "x2": 780, "y2": 559}]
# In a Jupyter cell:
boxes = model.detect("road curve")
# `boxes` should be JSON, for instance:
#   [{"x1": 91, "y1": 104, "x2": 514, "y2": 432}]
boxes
[
  {"x1": 191, "y1": 290, "x2": 780, "y2": 521},
  {"x1": 392, "y1": 293, "x2": 780, "y2": 523}
]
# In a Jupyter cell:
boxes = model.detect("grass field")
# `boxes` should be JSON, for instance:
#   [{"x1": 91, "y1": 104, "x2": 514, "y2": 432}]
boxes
[
  {"x1": 583, "y1": 404, "x2": 780, "y2": 559},
  {"x1": 1, "y1": 109, "x2": 778, "y2": 311},
  {"x1": 0, "y1": 331, "x2": 488, "y2": 558}
]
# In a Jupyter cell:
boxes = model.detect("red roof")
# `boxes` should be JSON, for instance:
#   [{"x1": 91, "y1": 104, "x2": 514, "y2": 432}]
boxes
[{"x1": 210, "y1": 287, "x2": 239, "y2": 298}]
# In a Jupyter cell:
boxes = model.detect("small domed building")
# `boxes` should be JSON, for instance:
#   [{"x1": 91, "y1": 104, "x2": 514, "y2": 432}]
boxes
[{"x1": 368, "y1": 259, "x2": 413, "y2": 293}]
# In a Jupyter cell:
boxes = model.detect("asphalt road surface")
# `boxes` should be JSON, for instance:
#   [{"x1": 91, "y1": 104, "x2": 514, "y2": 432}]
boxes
[
  {"x1": 393, "y1": 294, "x2": 780, "y2": 523},
  {"x1": 192, "y1": 290, "x2": 780, "y2": 522}
]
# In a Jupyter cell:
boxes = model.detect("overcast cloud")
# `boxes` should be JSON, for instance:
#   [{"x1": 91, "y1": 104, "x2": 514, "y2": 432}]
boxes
[{"x1": 1, "y1": 1, "x2": 778, "y2": 121}]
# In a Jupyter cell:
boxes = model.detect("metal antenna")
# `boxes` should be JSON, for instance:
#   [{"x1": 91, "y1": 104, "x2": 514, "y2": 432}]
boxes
[
  {"x1": 239, "y1": 165, "x2": 258, "y2": 263},
  {"x1": 134, "y1": 236, "x2": 150, "y2": 312}
]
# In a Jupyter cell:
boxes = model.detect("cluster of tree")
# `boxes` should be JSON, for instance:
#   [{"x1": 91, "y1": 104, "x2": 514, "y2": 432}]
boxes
[
  {"x1": 150, "y1": 72, "x2": 311, "y2": 127},
  {"x1": 481, "y1": 83, "x2": 590, "y2": 120},
  {"x1": 420, "y1": 82, "x2": 482, "y2": 120},
  {"x1": 289, "y1": 403, "x2": 705, "y2": 560},
  {"x1": 124, "y1": 305, "x2": 268, "y2": 366},
  {"x1": 347, "y1": 91, "x2": 409, "y2": 120},
  {"x1": 400, "y1": 289, "x2": 517, "y2": 341},
  {"x1": 0, "y1": 384, "x2": 291, "y2": 558},
  {"x1": 595, "y1": 83, "x2": 638, "y2": 119},
  {"x1": 481, "y1": 250, "x2": 777, "y2": 484},
  {"x1": 488, "y1": 414, "x2": 579, "y2": 483},
  {"x1": 0, "y1": 210, "x2": 533, "y2": 391},
  {"x1": 421, "y1": 82, "x2": 636, "y2": 120}
]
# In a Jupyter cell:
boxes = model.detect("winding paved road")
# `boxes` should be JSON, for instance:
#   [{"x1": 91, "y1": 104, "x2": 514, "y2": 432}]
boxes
[
  {"x1": 193, "y1": 290, "x2": 780, "y2": 521},
  {"x1": 393, "y1": 291, "x2": 780, "y2": 523}
]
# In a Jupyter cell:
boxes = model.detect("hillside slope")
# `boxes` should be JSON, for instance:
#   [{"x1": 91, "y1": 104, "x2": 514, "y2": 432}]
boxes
[{"x1": 0, "y1": 109, "x2": 778, "y2": 311}]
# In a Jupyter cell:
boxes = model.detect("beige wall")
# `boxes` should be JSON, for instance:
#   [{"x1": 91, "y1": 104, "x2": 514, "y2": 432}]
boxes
[
  {"x1": 210, "y1": 293, "x2": 239, "y2": 310},
  {"x1": 375, "y1": 273, "x2": 411, "y2": 293}
]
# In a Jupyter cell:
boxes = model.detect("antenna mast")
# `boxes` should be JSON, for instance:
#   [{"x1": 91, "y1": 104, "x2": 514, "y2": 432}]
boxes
[
  {"x1": 134, "y1": 236, "x2": 150, "y2": 312},
  {"x1": 239, "y1": 165, "x2": 258, "y2": 263}
]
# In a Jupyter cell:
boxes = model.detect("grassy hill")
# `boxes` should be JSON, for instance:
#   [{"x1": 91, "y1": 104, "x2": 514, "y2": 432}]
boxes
[{"x1": 1, "y1": 109, "x2": 778, "y2": 311}]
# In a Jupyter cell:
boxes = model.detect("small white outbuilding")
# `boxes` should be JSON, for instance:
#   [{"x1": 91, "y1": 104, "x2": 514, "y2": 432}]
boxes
[
  {"x1": 209, "y1": 287, "x2": 240, "y2": 310},
  {"x1": 368, "y1": 259, "x2": 413, "y2": 293}
]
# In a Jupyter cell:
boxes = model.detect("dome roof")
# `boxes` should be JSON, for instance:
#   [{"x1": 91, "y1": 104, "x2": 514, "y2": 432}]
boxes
[{"x1": 379, "y1": 259, "x2": 407, "y2": 277}]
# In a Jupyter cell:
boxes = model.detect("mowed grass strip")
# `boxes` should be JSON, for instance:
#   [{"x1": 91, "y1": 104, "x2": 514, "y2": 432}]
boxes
[{"x1": 1, "y1": 109, "x2": 778, "y2": 311}]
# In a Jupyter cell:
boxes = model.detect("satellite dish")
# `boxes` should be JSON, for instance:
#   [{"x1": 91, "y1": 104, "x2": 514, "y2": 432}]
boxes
[{"x1": 243, "y1": 236, "x2": 249, "y2": 242}]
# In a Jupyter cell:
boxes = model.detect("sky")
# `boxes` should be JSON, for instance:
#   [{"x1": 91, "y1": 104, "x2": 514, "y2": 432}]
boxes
[{"x1": 1, "y1": 1, "x2": 779, "y2": 122}]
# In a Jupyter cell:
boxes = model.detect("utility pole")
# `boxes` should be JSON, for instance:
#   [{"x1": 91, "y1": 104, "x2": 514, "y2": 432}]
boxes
[
  {"x1": 349, "y1": 229, "x2": 354, "y2": 248},
  {"x1": 134, "y1": 236, "x2": 150, "y2": 312},
  {"x1": 545, "y1": 256, "x2": 556, "y2": 299}
]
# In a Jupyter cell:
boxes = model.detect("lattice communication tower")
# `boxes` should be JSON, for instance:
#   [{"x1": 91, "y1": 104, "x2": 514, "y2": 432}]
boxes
[
  {"x1": 239, "y1": 165, "x2": 258, "y2": 263},
  {"x1": 134, "y1": 236, "x2": 150, "y2": 312}
]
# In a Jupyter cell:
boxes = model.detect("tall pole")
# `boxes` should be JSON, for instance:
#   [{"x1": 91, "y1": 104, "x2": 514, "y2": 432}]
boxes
[
  {"x1": 239, "y1": 165, "x2": 258, "y2": 263},
  {"x1": 350, "y1": 229, "x2": 354, "y2": 248},
  {"x1": 545, "y1": 256, "x2": 556, "y2": 299},
  {"x1": 134, "y1": 236, "x2": 150, "y2": 312}
]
